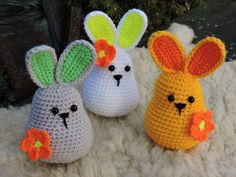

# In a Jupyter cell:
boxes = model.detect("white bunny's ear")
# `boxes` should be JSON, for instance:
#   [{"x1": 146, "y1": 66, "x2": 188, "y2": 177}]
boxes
[
  {"x1": 117, "y1": 9, "x2": 148, "y2": 50},
  {"x1": 84, "y1": 11, "x2": 116, "y2": 45},
  {"x1": 25, "y1": 45, "x2": 57, "y2": 88}
]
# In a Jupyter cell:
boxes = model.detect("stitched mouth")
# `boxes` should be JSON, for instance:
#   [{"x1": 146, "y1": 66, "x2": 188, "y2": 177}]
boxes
[
  {"x1": 175, "y1": 103, "x2": 186, "y2": 115},
  {"x1": 59, "y1": 113, "x2": 69, "y2": 129},
  {"x1": 177, "y1": 108, "x2": 183, "y2": 115},
  {"x1": 113, "y1": 74, "x2": 123, "y2": 86},
  {"x1": 61, "y1": 117, "x2": 68, "y2": 129}
]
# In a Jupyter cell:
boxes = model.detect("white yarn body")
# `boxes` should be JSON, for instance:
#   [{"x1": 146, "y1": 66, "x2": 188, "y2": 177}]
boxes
[
  {"x1": 82, "y1": 49, "x2": 139, "y2": 117},
  {"x1": 27, "y1": 85, "x2": 93, "y2": 163}
]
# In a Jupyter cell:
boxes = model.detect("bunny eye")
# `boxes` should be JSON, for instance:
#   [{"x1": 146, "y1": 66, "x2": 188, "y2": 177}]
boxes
[
  {"x1": 70, "y1": 105, "x2": 77, "y2": 112},
  {"x1": 167, "y1": 95, "x2": 175, "y2": 102},
  {"x1": 188, "y1": 96, "x2": 195, "y2": 103},
  {"x1": 108, "y1": 65, "x2": 115, "y2": 72},
  {"x1": 51, "y1": 107, "x2": 59, "y2": 115},
  {"x1": 124, "y1": 65, "x2": 131, "y2": 72}
]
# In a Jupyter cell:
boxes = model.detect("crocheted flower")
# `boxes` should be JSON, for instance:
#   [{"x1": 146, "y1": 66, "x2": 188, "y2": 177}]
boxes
[
  {"x1": 94, "y1": 39, "x2": 116, "y2": 67},
  {"x1": 190, "y1": 111, "x2": 215, "y2": 141},
  {"x1": 19, "y1": 128, "x2": 52, "y2": 161}
]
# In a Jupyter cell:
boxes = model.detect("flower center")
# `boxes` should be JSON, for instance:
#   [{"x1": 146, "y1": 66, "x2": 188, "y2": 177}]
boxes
[
  {"x1": 34, "y1": 140, "x2": 43, "y2": 148},
  {"x1": 199, "y1": 120, "x2": 206, "y2": 131},
  {"x1": 98, "y1": 50, "x2": 106, "y2": 57}
]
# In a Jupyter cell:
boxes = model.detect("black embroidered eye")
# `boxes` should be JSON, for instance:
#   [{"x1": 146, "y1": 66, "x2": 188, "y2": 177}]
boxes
[
  {"x1": 51, "y1": 107, "x2": 59, "y2": 115},
  {"x1": 167, "y1": 95, "x2": 175, "y2": 102},
  {"x1": 108, "y1": 65, "x2": 115, "y2": 72},
  {"x1": 188, "y1": 96, "x2": 195, "y2": 103},
  {"x1": 70, "y1": 105, "x2": 77, "y2": 112},
  {"x1": 124, "y1": 65, "x2": 131, "y2": 72}
]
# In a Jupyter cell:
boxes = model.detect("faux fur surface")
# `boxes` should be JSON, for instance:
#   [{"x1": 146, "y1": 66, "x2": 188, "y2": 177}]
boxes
[{"x1": 1, "y1": 47, "x2": 236, "y2": 177}]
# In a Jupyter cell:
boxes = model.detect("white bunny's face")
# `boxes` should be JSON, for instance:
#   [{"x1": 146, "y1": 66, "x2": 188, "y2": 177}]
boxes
[
  {"x1": 82, "y1": 48, "x2": 139, "y2": 117},
  {"x1": 102, "y1": 48, "x2": 133, "y2": 87}
]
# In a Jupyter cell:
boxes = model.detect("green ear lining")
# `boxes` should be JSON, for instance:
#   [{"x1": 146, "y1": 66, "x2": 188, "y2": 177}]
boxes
[
  {"x1": 26, "y1": 46, "x2": 57, "y2": 88},
  {"x1": 56, "y1": 40, "x2": 96, "y2": 84}
]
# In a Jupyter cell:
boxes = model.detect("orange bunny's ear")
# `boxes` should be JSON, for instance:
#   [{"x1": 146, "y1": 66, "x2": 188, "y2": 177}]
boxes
[
  {"x1": 148, "y1": 31, "x2": 186, "y2": 73},
  {"x1": 185, "y1": 37, "x2": 226, "y2": 78}
]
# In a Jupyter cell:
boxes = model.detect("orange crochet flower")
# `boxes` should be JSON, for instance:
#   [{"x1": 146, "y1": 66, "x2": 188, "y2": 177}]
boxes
[
  {"x1": 94, "y1": 39, "x2": 116, "y2": 67},
  {"x1": 19, "y1": 128, "x2": 52, "y2": 161},
  {"x1": 190, "y1": 111, "x2": 215, "y2": 141}
]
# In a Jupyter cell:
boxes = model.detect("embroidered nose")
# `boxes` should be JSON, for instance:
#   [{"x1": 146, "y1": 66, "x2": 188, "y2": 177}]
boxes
[
  {"x1": 59, "y1": 112, "x2": 69, "y2": 129},
  {"x1": 175, "y1": 103, "x2": 186, "y2": 115},
  {"x1": 59, "y1": 112, "x2": 69, "y2": 119},
  {"x1": 113, "y1": 74, "x2": 123, "y2": 86}
]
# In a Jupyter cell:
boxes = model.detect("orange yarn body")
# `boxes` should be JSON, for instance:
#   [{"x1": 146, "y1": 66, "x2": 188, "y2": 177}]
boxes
[
  {"x1": 144, "y1": 73, "x2": 206, "y2": 149},
  {"x1": 144, "y1": 31, "x2": 225, "y2": 150}
]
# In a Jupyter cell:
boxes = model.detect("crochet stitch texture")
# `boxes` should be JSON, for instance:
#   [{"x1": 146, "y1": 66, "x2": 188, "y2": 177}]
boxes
[
  {"x1": 21, "y1": 40, "x2": 96, "y2": 163},
  {"x1": 144, "y1": 31, "x2": 226, "y2": 150},
  {"x1": 82, "y1": 9, "x2": 148, "y2": 117}
]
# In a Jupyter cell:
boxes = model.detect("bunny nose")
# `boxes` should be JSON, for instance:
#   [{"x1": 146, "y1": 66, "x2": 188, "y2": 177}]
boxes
[
  {"x1": 59, "y1": 112, "x2": 69, "y2": 119},
  {"x1": 59, "y1": 112, "x2": 69, "y2": 129},
  {"x1": 175, "y1": 103, "x2": 186, "y2": 115},
  {"x1": 113, "y1": 74, "x2": 123, "y2": 86}
]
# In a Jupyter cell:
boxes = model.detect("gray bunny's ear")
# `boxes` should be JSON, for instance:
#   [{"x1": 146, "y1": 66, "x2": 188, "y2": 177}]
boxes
[
  {"x1": 56, "y1": 40, "x2": 96, "y2": 85},
  {"x1": 26, "y1": 45, "x2": 57, "y2": 88}
]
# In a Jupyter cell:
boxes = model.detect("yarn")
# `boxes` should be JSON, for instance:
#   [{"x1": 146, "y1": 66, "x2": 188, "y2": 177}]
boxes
[
  {"x1": 20, "y1": 128, "x2": 52, "y2": 161},
  {"x1": 20, "y1": 40, "x2": 96, "y2": 163},
  {"x1": 82, "y1": 9, "x2": 148, "y2": 117},
  {"x1": 144, "y1": 31, "x2": 226, "y2": 150},
  {"x1": 27, "y1": 85, "x2": 93, "y2": 163},
  {"x1": 82, "y1": 48, "x2": 139, "y2": 117},
  {"x1": 94, "y1": 40, "x2": 116, "y2": 67}
]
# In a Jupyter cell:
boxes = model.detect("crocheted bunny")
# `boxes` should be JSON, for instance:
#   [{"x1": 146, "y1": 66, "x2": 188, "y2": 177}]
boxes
[
  {"x1": 19, "y1": 40, "x2": 96, "y2": 163},
  {"x1": 144, "y1": 31, "x2": 226, "y2": 150},
  {"x1": 82, "y1": 9, "x2": 148, "y2": 117}
]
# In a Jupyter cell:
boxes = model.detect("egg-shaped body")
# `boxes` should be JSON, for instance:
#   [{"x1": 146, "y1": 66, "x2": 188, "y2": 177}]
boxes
[
  {"x1": 144, "y1": 73, "x2": 206, "y2": 149},
  {"x1": 27, "y1": 85, "x2": 93, "y2": 163}
]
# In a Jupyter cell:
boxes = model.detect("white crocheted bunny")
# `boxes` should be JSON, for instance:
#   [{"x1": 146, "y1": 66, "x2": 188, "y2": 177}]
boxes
[
  {"x1": 19, "y1": 40, "x2": 96, "y2": 163},
  {"x1": 82, "y1": 9, "x2": 148, "y2": 117}
]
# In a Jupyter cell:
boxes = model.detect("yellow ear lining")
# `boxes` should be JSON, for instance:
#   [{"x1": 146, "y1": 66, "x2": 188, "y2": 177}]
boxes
[{"x1": 84, "y1": 11, "x2": 116, "y2": 45}]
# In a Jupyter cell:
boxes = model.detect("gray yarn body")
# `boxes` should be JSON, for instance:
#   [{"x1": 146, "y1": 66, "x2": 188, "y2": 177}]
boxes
[{"x1": 27, "y1": 85, "x2": 93, "y2": 163}]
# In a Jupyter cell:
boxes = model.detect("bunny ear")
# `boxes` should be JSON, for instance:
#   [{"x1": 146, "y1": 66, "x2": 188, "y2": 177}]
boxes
[
  {"x1": 148, "y1": 31, "x2": 186, "y2": 73},
  {"x1": 117, "y1": 9, "x2": 147, "y2": 50},
  {"x1": 84, "y1": 11, "x2": 116, "y2": 45},
  {"x1": 56, "y1": 40, "x2": 96, "y2": 85},
  {"x1": 185, "y1": 37, "x2": 226, "y2": 78},
  {"x1": 26, "y1": 45, "x2": 57, "y2": 88}
]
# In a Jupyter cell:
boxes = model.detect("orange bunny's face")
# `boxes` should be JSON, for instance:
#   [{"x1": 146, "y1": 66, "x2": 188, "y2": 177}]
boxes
[{"x1": 144, "y1": 31, "x2": 226, "y2": 149}]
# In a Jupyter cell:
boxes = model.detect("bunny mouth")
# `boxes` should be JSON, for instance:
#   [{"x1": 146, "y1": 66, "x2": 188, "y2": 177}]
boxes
[
  {"x1": 59, "y1": 112, "x2": 69, "y2": 129},
  {"x1": 175, "y1": 103, "x2": 186, "y2": 115},
  {"x1": 113, "y1": 74, "x2": 123, "y2": 86}
]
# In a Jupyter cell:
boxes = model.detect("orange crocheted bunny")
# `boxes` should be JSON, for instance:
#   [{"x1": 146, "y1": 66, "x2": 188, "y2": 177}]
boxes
[{"x1": 144, "y1": 31, "x2": 226, "y2": 150}]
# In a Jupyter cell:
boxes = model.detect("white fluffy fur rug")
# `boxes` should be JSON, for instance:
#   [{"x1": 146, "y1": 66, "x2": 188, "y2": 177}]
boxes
[{"x1": 1, "y1": 24, "x2": 236, "y2": 177}]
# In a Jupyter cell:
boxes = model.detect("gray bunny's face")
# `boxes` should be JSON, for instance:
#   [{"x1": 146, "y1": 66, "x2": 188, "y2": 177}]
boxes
[{"x1": 30, "y1": 84, "x2": 84, "y2": 130}]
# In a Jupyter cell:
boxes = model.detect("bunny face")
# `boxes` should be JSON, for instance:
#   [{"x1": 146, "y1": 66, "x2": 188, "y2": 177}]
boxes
[
  {"x1": 89, "y1": 48, "x2": 133, "y2": 87},
  {"x1": 82, "y1": 9, "x2": 147, "y2": 117},
  {"x1": 144, "y1": 31, "x2": 226, "y2": 150},
  {"x1": 20, "y1": 40, "x2": 96, "y2": 163},
  {"x1": 28, "y1": 85, "x2": 93, "y2": 163},
  {"x1": 155, "y1": 72, "x2": 206, "y2": 117}
]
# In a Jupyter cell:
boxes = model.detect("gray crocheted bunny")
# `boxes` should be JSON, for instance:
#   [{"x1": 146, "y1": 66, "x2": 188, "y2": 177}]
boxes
[{"x1": 19, "y1": 40, "x2": 96, "y2": 163}]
